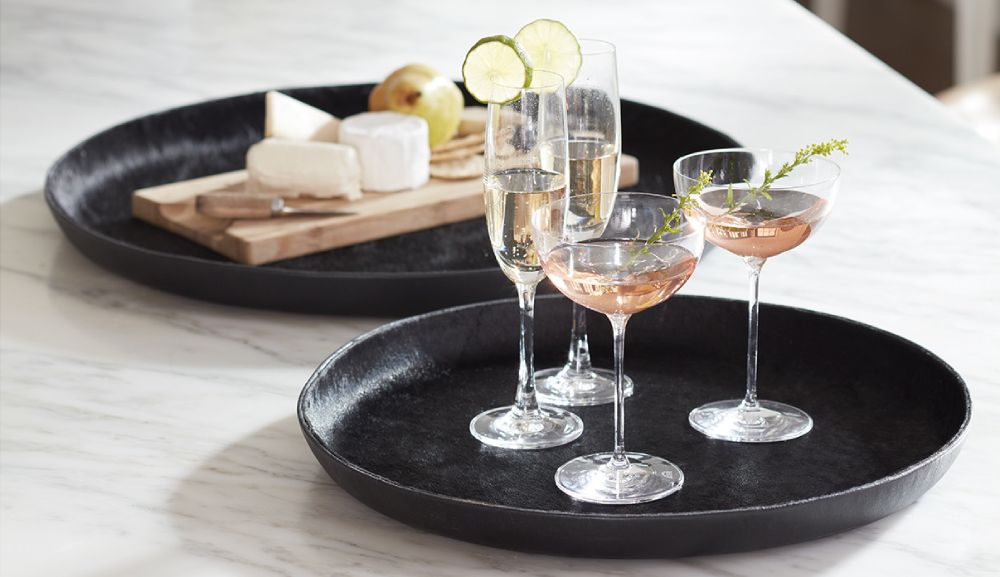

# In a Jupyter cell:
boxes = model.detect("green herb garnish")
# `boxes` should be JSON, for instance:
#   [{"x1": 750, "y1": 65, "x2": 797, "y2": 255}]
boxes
[{"x1": 634, "y1": 138, "x2": 848, "y2": 259}]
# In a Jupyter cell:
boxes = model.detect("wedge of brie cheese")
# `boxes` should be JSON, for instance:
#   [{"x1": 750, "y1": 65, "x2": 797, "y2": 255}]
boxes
[
  {"x1": 339, "y1": 112, "x2": 429, "y2": 192},
  {"x1": 264, "y1": 91, "x2": 341, "y2": 142},
  {"x1": 246, "y1": 138, "x2": 362, "y2": 200}
]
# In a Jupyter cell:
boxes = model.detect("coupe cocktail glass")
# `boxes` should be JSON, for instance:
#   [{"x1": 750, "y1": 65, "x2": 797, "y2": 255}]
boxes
[
  {"x1": 674, "y1": 148, "x2": 840, "y2": 443},
  {"x1": 533, "y1": 192, "x2": 704, "y2": 503}
]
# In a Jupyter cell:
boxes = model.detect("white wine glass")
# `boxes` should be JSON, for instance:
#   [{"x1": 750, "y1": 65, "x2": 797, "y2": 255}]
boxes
[
  {"x1": 535, "y1": 39, "x2": 634, "y2": 407},
  {"x1": 674, "y1": 148, "x2": 840, "y2": 443},
  {"x1": 533, "y1": 192, "x2": 704, "y2": 503},
  {"x1": 469, "y1": 70, "x2": 584, "y2": 450}
]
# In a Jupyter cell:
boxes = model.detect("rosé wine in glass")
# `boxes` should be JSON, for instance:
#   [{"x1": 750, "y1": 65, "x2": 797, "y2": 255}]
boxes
[
  {"x1": 675, "y1": 148, "x2": 841, "y2": 444},
  {"x1": 532, "y1": 192, "x2": 704, "y2": 505}
]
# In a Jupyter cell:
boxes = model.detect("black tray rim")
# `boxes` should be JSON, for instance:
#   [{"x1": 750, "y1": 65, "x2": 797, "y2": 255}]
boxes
[
  {"x1": 297, "y1": 293, "x2": 972, "y2": 520},
  {"x1": 43, "y1": 84, "x2": 735, "y2": 282}
]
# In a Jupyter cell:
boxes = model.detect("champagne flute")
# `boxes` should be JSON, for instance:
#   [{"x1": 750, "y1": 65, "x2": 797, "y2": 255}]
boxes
[
  {"x1": 535, "y1": 39, "x2": 634, "y2": 407},
  {"x1": 674, "y1": 148, "x2": 840, "y2": 443},
  {"x1": 533, "y1": 192, "x2": 704, "y2": 504},
  {"x1": 469, "y1": 70, "x2": 584, "y2": 450}
]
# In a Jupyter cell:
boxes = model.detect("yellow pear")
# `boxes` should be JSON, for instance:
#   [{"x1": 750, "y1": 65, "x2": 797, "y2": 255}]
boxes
[{"x1": 369, "y1": 64, "x2": 463, "y2": 147}]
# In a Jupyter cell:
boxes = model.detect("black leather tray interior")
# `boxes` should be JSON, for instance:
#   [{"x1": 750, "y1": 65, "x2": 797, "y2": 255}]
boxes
[{"x1": 299, "y1": 295, "x2": 969, "y2": 557}]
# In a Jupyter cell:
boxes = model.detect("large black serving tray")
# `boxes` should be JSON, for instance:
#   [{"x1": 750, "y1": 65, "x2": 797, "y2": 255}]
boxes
[
  {"x1": 298, "y1": 295, "x2": 969, "y2": 558},
  {"x1": 44, "y1": 84, "x2": 738, "y2": 316}
]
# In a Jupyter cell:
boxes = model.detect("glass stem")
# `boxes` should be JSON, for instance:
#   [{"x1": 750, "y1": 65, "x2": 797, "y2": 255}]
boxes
[
  {"x1": 514, "y1": 282, "x2": 540, "y2": 415},
  {"x1": 608, "y1": 313, "x2": 631, "y2": 468},
  {"x1": 742, "y1": 257, "x2": 766, "y2": 409},
  {"x1": 566, "y1": 303, "x2": 593, "y2": 373}
]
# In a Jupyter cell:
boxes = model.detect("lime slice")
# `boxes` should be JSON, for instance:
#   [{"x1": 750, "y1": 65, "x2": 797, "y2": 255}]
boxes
[
  {"x1": 462, "y1": 35, "x2": 532, "y2": 104},
  {"x1": 514, "y1": 19, "x2": 581, "y2": 87}
]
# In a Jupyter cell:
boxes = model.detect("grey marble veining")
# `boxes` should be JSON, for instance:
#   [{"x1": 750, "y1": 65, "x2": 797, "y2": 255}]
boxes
[{"x1": 2, "y1": 0, "x2": 999, "y2": 575}]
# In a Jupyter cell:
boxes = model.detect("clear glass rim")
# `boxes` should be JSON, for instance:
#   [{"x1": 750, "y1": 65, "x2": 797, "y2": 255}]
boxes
[
  {"x1": 578, "y1": 38, "x2": 616, "y2": 56},
  {"x1": 492, "y1": 69, "x2": 565, "y2": 91},
  {"x1": 672, "y1": 147, "x2": 842, "y2": 190},
  {"x1": 540, "y1": 191, "x2": 702, "y2": 245}
]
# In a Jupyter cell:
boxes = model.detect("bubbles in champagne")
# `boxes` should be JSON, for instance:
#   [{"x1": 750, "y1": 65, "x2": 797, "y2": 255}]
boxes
[{"x1": 484, "y1": 168, "x2": 566, "y2": 285}]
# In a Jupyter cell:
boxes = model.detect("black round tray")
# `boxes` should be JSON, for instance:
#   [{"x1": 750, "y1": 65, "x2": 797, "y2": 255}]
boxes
[
  {"x1": 44, "y1": 84, "x2": 738, "y2": 316},
  {"x1": 298, "y1": 295, "x2": 969, "y2": 558}
]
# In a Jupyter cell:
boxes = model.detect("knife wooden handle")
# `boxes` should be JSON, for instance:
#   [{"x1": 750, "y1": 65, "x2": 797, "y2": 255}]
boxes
[{"x1": 196, "y1": 192, "x2": 281, "y2": 219}]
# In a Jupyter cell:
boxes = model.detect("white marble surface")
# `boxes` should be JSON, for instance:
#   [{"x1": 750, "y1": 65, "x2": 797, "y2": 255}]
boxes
[{"x1": 1, "y1": 0, "x2": 998, "y2": 575}]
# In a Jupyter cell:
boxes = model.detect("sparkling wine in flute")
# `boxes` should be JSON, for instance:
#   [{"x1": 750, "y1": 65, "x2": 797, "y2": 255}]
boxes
[
  {"x1": 694, "y1": 189, "x2": 830, "y2": 259},
  {"x1": 567, "y1": 139, "x2": 618, "y2": 194},
  {"x1": 530, "y1": 39, "x2": 626, "y2": 409},
  {"x1": 543, "y1": 241, "x2": 698, "y2": 316},
  {"x1": 560, "y1": 139, "x2": 619, "y2": 238},
  {"x1": 469, "y1": 69, "x2": 584, "y2": 450},
  {"x1": 485, "y1": 168, "x2": 567, "y2": 285}
]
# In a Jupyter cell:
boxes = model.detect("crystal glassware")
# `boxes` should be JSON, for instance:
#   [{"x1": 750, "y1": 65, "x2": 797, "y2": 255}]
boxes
[
  {"x1": 533, "y1": 192, "x2": 704, "y2": 503},
  {"x1": 534, "y1": 38, "x2": 634, "y2": 407},
  {"x1": 674, "y1": 148, "x2": 840, "y2": 443},
  {"x1": 469, "y1": 70, "x2": 584, "y2": 450}
]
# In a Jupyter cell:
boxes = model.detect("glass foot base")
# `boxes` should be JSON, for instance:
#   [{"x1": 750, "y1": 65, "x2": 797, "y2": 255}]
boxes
[
  {"x1": 534, "y1": 366, "x2": 633, "y2": 407},
  {"x1": 555, "y1": 452, "x2": 684, "y2": 504},
  {"x1": 689, "y1": 399, "x2": 813, "y2": 443},
  {"x1": 470, "y1": 406, "x2": 583, "y2": 449}
]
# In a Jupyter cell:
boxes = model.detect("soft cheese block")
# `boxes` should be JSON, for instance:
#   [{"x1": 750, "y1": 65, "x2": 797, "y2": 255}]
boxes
[
  {"x1": 246, "y1": 138, "x2": 362, "y2": 200},
  {"x1": 265, "y1": 91, "x2": 341, "y2": 142},
  {"x1": 339, "y1": 112, "x2": 429, "y2": 192}
]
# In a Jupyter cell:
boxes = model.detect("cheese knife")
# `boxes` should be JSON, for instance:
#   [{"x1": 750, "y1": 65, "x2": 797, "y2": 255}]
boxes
[{"x1": 195, "y1": 192, "x2": 357, "y2": 219}]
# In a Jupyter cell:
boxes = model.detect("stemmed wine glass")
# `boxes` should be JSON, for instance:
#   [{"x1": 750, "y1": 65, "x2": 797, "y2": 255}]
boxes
[
  {"x1": 533, "y1": 192, "x2": 704, "y2": 503},
  {"x1": 674, "y1": 148, "x2": 840, "y2": 443},
  {"x1": 469, "y1": 70, "x2": 584, "y2": 450},
  {"x1": 534, "y1": 38, "x2": 633, "y2": 407}
]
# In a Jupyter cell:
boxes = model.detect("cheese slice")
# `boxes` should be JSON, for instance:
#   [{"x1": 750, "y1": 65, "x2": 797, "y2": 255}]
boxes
[
  {"x1": 339, "y1": 112, "x2": 429, "y2": 192},
  {"x1": 246, "y1": 138, "x2": 362, "y2": 200},
  {"x1": 264, "y1": 91, "x2": 340, "y2": 142}
]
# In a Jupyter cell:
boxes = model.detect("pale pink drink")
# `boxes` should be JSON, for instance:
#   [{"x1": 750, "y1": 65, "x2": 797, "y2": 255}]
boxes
[
  {"x1": 543, "y1": 241, "x2": 698, "y2": 316},
  {"x1": 674, "y1": 148, "x2": 841, "y2": 444},
  {"x1": 532, "y1": 192, "x2": 704, "y2": 505},
  {"x1": 694, "y1": 188, "x2": 830, "y2": 259}
]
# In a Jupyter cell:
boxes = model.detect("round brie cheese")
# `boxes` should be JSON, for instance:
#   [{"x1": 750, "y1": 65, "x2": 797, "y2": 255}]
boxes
[{"x1": 339, "y1": 112, "x2": 430, "y2": 192}]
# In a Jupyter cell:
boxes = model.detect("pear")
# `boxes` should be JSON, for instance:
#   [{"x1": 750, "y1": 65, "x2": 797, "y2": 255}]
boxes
[{"x1": 369, "y1": 64, "x2": 464, "y2": 147}]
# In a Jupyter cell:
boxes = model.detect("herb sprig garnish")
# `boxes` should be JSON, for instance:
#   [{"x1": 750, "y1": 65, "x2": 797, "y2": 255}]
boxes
[
  {"x1": 631, "y1": 138, "x2": 848, "y2": 262},
  {"x1": 721, "y1": 138, "x2": 849, "y2": 211}
]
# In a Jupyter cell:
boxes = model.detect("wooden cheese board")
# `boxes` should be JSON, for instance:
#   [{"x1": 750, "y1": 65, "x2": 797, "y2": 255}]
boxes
[
  {"x1": 46, "y1": 83, "x2": 738, "y2": 315},
  {"x1": 131, "y1": 155, "x2": 640, "y2": 266}
]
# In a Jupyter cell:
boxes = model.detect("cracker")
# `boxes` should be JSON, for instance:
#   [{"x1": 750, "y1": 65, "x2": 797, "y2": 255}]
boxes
[
  {"x1": 430, "y1": 155, "x2": 483, "y2": 180},
  {"x1": 430, "y1": 142, "x2": 485, "y2": 163},
  {"x1": 458, "y1": 106, "x2": 487, "y2": 135},
  {"x1": 432, "y1": 132, "x2": 486, "y2": 153}
]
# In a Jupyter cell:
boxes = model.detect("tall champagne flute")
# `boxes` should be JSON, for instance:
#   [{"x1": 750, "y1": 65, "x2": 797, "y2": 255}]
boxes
[
  {"x1": 535, "y1": 39, "x2": 634, "y2": 407},
  {"x1": 533, "y1": 193, "x2": 704, "y2": 504},
  {"x1": 470, "y1": 71, "x2": 584, "y2": 450},
  {"x1": 674, "y1": 149, "x2": 840, "y2": 443}
]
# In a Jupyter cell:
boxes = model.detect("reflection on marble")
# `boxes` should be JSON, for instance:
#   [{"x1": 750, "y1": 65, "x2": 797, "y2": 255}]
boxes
[{"x1": 1, "y1": 0, "x2": 999, "y2": 575}]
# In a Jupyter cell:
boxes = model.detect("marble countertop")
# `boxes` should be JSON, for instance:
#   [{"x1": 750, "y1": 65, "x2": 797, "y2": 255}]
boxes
[{"x1": 2, "y1": 0, "x2": 998, "y2": 575}]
